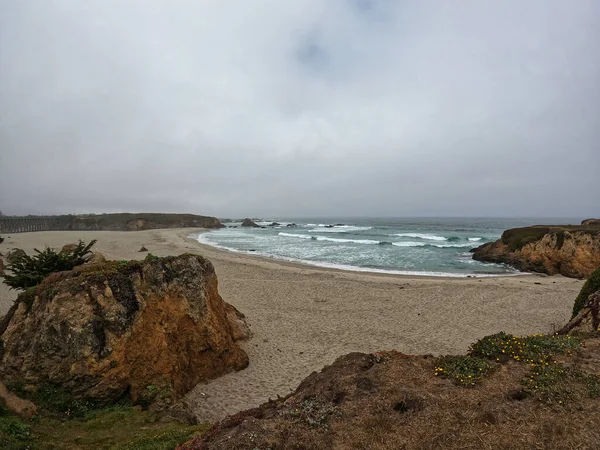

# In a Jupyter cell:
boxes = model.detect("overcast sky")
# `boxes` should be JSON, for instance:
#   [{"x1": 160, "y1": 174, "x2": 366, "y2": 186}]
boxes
[{"x1": 1, "y1": 1, "x2": 599, "y2": 218}]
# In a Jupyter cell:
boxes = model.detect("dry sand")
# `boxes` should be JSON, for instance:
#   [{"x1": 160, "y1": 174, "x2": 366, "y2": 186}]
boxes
[{"x1": 0, "y1": 229, "x2": 584, "y2": 422}]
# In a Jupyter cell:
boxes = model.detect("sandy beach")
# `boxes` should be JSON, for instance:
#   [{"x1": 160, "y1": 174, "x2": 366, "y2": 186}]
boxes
[{"x1": 0, "y1": 229, "x2": 584, "y2": 422}]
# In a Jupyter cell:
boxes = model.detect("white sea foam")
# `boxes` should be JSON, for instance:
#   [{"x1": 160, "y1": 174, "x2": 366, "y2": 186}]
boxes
[
  {"x1": 392, "y1": 241, "x2": 427, "y2": 247},
  {"x1": 468, "y1": 237, "x2": 482, "y2": 241},
  {"x1": 308, "y1": 226, "x2": 372, "y2": 233},
  {"x1": 430, "y1": 242, "x2": 478, "y2": 248},
  {"x1": 315, "y1": 236, "x2": 380, "y2": 244},
  {"x1": 392, "y1": 241, "x2": 477, "y2": 248},
  {"x1": 393, "y1": 233, "x2": 447, "y2": 241},
  {"x1": 279, "y1": 232, "x2": 313, "y2": 240}
]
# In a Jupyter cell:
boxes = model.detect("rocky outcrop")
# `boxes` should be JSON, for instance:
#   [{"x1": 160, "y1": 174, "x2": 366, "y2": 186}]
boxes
[
  {"x1": 471, "y1": 225, "x2": 600, "y2": 278},
  {"x1": 582, "y1": 218, "x2": 600, "y2": 227},
  {"x1": 0, "y1": 254, "x2": 249, "y2": 404},
  {"x1": 180, "y1": 334, "x2": 600, "y2": 450},
  {"x1": 241, "y1": 218, "x2": 260, "y2": 228}
]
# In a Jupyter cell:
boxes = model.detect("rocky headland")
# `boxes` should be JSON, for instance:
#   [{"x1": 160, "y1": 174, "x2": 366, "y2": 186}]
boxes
[{"x1": 471, "y1": 219, "x2": 600, "y2": 278}]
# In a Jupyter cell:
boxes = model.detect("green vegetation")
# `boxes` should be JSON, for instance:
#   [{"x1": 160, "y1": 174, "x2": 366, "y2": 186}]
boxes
[
  {"x1": 572, "y1": 267, "x2": 600, "y2": 317},
  {"x1": 501, "y1": 226, "x2": 550, "y2": 251},
  {"x1": 3, "y1": 240, "x2": 96, "y2": 290},
  {"x1": 522, "y1": 358, "x2": 600, "y2": 405},
  {"x1": 3, "y1": 383, "x2": 206, "y2": 449},
  {"x1": 434, "y1": 355, "x2": 497, "y2": 386},
  {"x1": 144, "y1": 253, "x2": 160, "y2": 262},
  {"x1": 500, "y1": 225, "x2": 600, "y2": 252},
  {"x1": 468, "y1": 332, "x2": 579, "y2": 362},
  {"x1": 435, "y1": 331, "x2": 600, "y2": 405},
  {"x1": 0, "y1": 404, "x2": 208, "y2": 450}
]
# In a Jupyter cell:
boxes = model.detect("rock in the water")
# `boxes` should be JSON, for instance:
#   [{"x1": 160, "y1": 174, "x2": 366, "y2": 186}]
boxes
[
  {"x1": 472, "y1": 224, "x2": 600, "y2": 278},
  {"x1": 0, "y1": 382, "x2": 37, "y2": 418},
  {"x1": 139, "y1": 246, "x2": 149, "y2": 252},
  {"x1": 241, "y1": 218, "x2": 260, "y2": 228},
  {"x1": 0, "y1": 258, "x2": 4, "y2": 276},
  {"x1": 285, "y1": 223, "x2": 297, "y2": 228},
  {"x1": 0, "y1": 254, "x2": 249, "y2": 404}
]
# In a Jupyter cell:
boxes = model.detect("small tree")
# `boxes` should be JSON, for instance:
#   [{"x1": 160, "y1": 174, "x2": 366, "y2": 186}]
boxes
[{"x1": 3, "y1": 240, "x2": 97, "y2": 290}]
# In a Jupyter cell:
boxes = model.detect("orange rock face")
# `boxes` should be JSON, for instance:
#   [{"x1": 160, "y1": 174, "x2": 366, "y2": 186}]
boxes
[
  {"x1": 0, "y1": 254, "x2": 249, "y2": 404},
  {"x1": 472, "y1": 226, "x2": 600, "y2": 279}
]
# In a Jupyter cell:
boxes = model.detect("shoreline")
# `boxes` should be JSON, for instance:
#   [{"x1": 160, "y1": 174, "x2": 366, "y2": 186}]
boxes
[
  {"x1": 0, "y1": 229, "x2": 585, "y2": 422},
  {"x1": 192, "y1": 229, "x2": 530, "y2": 280}
]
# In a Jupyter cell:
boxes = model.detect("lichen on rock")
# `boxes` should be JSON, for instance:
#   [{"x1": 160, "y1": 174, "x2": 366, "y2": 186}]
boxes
[{"x1": 0, "y1": 254, "x2": 249, "y2": 405}]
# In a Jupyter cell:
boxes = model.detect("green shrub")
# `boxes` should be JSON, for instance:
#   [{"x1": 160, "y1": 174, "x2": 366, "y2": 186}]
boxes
[
  {"x1": 3, "y1": 240, "x2": 96, "y2": 290},
  {"x1": 0, "y1": 415, "x2": 31, "y2": 440},
  {"x1": 572, "y1": 267, "x2": 600, "y2": 317}
]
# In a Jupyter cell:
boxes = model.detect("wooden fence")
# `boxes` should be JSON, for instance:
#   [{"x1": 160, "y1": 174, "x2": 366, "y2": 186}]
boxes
[{"x1": 0, "y1": 217, "x2": 60, "y2": 234}]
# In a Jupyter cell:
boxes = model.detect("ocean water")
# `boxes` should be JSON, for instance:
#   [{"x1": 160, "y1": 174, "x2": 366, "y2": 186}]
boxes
[{"x1": 196, "y1": 218, "x2": 582, "y2": 277}]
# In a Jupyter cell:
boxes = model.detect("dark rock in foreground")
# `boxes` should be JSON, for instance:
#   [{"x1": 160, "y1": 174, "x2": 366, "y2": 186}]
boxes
[
  {"x1": 472, "y1": 223, "x2": 600, "y2": 278},
  {"x1": 0, "y1": 254, "x2": 249, "y2": 404}
]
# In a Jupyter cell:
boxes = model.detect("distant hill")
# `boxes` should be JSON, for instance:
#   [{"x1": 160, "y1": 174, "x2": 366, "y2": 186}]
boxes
[{"x1": 0, "y1": 213, "x2": 223, "y2": 233}]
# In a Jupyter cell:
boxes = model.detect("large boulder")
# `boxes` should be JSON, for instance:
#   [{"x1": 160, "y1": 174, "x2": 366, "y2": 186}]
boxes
[
  {"x1": 0, "y1": 254, "x2": 249, "y2": 404},
  {"x1": 241, "y1": 218, "x2": 260, "y2": 228},
  {"x1": 472, "y1": 225, "x2": 600, "y2": 278}
]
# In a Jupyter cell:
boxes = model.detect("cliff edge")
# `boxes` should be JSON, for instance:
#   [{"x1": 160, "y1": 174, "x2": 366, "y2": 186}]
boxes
[{"x1": 471, "y1": 220, "x2": 600, "y2": 278}]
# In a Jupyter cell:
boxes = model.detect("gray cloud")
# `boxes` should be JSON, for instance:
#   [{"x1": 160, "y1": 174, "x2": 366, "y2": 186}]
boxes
[{"x1": 1, "y1": 0, "x2": 599, "y2": 218}]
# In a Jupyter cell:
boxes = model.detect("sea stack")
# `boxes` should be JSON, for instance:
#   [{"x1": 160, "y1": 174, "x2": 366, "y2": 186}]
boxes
[{"x1": 241, "y1": 218, "x2": 260, "y2": 227}]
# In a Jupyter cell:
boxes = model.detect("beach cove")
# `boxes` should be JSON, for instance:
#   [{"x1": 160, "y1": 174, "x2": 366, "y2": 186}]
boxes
[{"x1": 0, "y1": 229, "x2": 584, "y2": 422}]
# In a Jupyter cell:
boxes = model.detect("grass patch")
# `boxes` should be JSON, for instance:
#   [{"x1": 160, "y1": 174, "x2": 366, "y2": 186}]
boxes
[
  {"x1": 0, "y1": 406, "x2": 33, "y2": 450},
  {"x1": 0, "y1": 405, "x2": 209, "y2": 450},
  {"x1": 434, "y1": 355, "x2": 497, "y2": 387},
  {"x1": 116, "y1": 427, "x2": 208, "y2": 450},
  {"x1": 522, "y1": 359, "x2": 600, "y2": 405},
  {"x1": 468, "y1": 332, "x2": 580, "y2": 363}
]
